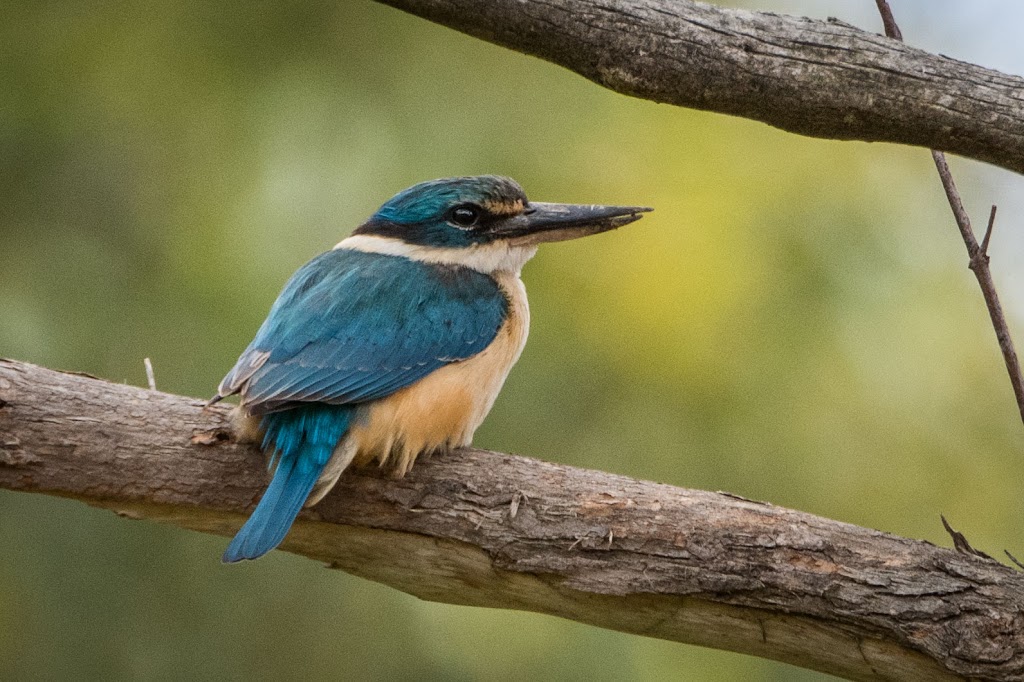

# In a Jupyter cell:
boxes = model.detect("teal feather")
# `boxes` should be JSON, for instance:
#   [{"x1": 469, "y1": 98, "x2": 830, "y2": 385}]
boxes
[
  {"x1": 222, "y1": 404, "x2": 354, "y2": 562},
  {"x1": 218, "y1": 249, "x2": 508, "y2": 415}
]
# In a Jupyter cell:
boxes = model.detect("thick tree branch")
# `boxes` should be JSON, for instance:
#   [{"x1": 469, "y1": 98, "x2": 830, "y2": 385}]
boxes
[
  {"x1": 2, "y1": 358, "x2": 1023, "y2": 681},
  {"x1": 375, "y1": 0, "x2": 1024, "y2": 175}
]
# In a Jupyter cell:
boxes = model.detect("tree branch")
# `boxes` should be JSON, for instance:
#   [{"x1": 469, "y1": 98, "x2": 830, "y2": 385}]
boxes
[
  {"x1": 867, "y1": 0, "x2": 1024, "y2": 425},
  {"x1": 375, "y1": 0, "x2": 1024, "y2": 175},
  {"x1": 2, "y1": 358, "x2": 1023, "y2": 681}
]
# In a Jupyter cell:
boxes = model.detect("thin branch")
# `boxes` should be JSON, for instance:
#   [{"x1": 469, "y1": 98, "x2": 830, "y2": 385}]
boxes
[
  {"x1": 376, "y1": 0, "x2": 1024, "y2": 175},
  {"x1": 873, "y1": 0, "x2": 903, "y2": 41},
  {"x1": 941, "y1": 513, "x2": 993, "y2": 560},
  {"x1": 982, "y1": 205, "x2": 998, "y2": 256},
  {"x1": 874, "y1": 1, "x2": 1024, "y2": 426},
  {"x1": 2, "y1": 358, "x2": 1024, "y2": 681},
  {"x1": 930, "y1": 151, "x2": 982, "y2": 254}
]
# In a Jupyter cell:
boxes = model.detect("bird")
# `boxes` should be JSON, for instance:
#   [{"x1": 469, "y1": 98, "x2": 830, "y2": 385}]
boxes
[{"x1": 211, "y1": 175, "x2": 650, "y2": 562}]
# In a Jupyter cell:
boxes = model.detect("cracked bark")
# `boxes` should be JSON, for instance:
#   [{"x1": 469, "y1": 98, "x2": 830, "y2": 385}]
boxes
[
  {"x1": 2, "y1": 358, "x2": 1023, "y2": 681},
  {"x1": 375, "y1": 0, "x2": 1024, "y2": 175}
]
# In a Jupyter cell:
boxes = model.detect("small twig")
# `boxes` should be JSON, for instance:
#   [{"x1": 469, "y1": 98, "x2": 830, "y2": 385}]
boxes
[
  {"x1": 144, "y1": 358, "x2": 156, "y2": 391},
  {"x1": 875, "y1": 2, "x2": 1024, "y2": 427},
  {"x1": 940, "y1": 514, "x2": 992, "y2": 560},
  {"x1": 929, "y1": 151, "x2": 978, "y2": 254},
  {"x1": 873, "y1": 0, "x2": 902, "y2": 41},
  {"x1": 982, "y1": 205, "x2": 997, "y2": 256}
]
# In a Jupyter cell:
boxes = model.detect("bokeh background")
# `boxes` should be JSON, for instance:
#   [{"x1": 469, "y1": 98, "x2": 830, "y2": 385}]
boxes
[{"x1": 3, "y1": 0, "x2": 1024, "y2": 679}]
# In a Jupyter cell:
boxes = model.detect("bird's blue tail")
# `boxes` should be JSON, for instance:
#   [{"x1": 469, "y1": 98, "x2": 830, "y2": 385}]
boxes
[{"x1": 223, "y1": 404, "x2": 354, "y2": 563}]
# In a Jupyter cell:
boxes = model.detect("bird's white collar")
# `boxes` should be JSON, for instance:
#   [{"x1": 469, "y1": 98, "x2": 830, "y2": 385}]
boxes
[{"x1": 335, "y1": 234, "x2": 538, "y2": 275}]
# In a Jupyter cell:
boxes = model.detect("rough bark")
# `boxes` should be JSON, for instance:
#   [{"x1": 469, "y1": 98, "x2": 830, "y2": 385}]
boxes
[
  {"x1": 375, "y1": 0, "x2": 1024, "y2": 176},
  {"x1": 2, "y1": 358, "x2": 1023, "y2": 680}
]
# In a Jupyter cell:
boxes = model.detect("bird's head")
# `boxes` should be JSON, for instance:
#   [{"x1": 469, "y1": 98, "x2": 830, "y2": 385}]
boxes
[{"x1": 353, "y1": 175, "x2": 650, "y2": 250}]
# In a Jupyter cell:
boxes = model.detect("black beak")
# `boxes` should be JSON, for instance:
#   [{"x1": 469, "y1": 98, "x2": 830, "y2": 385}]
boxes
[{"x1": 490, "y1": 202, "x2": 652, "y2": 246}]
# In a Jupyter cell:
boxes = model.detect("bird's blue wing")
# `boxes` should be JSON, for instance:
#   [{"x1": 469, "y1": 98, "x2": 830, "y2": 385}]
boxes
[{"x1": 218, "y1": 249, "x2": 509, "y2": 415}]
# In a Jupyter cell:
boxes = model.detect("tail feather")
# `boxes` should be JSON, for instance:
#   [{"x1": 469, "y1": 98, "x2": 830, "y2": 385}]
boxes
[
  {"x1": 223, "y1": 404, "x2": 354, "y2": 563},
  {"x1": 223, "y1": 455, "x2": 321, "y2": 562}
]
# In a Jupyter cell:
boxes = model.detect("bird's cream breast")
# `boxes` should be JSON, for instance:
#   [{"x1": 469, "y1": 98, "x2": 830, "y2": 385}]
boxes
[{"x1": 347, "y1": 270, "x2": 530, "y2": 476}]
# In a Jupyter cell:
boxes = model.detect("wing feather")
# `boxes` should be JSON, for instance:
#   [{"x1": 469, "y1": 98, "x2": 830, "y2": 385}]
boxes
[{"x1": 218, "y1": 249, "x2": 508, "y2": 416}]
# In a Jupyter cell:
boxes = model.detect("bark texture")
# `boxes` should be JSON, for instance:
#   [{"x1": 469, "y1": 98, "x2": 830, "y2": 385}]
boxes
[
  {"x1": 376, "y1": 0, "x2": 1024, "y2": 175},
  {"x1": 1, "y1": 358, "x2": 1023, "y2": 680}
]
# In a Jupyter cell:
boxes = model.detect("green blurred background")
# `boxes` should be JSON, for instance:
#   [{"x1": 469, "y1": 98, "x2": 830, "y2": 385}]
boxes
[{"x1": 3, "y1": 1, "x2": 1024, "y2": 679}]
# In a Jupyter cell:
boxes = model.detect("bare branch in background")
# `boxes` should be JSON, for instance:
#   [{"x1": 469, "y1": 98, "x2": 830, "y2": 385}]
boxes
[
  {"x1": 873, "y1": 0, "x2": 903, "y2": 41},
  {"x1": 376, "y1": 0, "x2": 1024, "y2": 175},
  {"x1": 874, "y1": 0, "x2": 1024, "y2": 426}
]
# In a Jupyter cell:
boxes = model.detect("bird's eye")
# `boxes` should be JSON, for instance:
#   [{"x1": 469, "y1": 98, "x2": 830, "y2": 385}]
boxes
[{"x1": 449, "y1": 205, "x2": 480, "y2": 228}]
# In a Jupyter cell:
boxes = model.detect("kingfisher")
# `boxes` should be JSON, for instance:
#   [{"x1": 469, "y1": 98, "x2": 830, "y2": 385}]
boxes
[{"x1": 212, "y1": 175, "x2": 650, "y2": 562}]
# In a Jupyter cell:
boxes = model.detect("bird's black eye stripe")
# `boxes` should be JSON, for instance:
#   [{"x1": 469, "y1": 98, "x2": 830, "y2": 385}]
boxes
[{"x1": 448, "y1": 204, "x2": 481, "y2": 229}]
